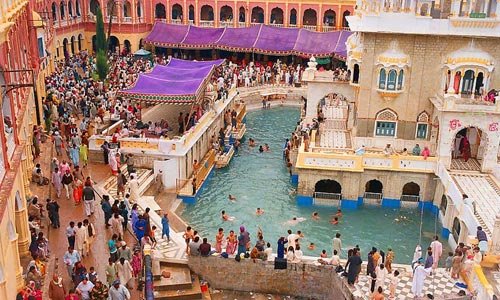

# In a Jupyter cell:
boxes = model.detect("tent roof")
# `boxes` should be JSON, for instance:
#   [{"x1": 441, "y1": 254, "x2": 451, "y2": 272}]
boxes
[
  {"x1": 117, "y1": 58, "x2": 225, "y2": 104},
  {"x1": 144, "y1": 23, "x2": 352, "y2": 59},
  {"x1": 134, "y1": 49, "x2": 151, "y2": 56}
]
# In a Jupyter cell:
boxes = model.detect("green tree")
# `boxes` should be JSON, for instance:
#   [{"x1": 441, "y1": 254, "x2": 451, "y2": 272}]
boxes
[
  {"x1": 96, "y1": 50, "x2": 108, "y2": 80},
  {"x1": 95, "y1": 8, "x2": 107, "y2": 52}
]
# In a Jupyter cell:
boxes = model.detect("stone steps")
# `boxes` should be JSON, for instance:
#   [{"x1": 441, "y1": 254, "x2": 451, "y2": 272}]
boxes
[{"x1": 152, "y1": 260, "x2": 203, "y2": 300}]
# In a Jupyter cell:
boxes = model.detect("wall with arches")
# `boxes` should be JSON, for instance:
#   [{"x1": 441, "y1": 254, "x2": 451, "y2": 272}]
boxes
[{"x1": 296, "y1": 168, "x2": 436, "y2": 208}]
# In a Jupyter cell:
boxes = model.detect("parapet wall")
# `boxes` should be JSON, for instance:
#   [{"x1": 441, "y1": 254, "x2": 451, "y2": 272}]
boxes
[{"x1": 188, "y1": 256, "x2": 363, "y2": 300}]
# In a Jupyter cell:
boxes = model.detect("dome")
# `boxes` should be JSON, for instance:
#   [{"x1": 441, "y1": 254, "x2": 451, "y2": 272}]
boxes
[
  {"x1": 446, "y1": 44, "x2": 494, "y2": 67},
  {"x1": 377, "y1": 41, "x2": 409, "y2": 67}
]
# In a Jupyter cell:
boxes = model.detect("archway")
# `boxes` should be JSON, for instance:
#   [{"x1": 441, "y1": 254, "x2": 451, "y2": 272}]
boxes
[
  {"x1": 324, "y1": 9, "x2": 336, "y2": 27},
  {"x1": 352, "y1": 64, "x2": 359, "y2": 83},
  {"x1": 314, "y1": 179, "x2": 342, "y2": 199},
  {"x1": 108, "y1": 36, "x2": 119, "y2": 53},
  {"x1": 75, "y1": 0, "x2": 81, "y2": 16},
  {"x1": 251, "y1": 7, "x2": 264, "y2": 23},
  {"x1": 139, "y1": 38, "x2": 143, "y2": 49},
  {"x1": 461, "y1": 70, "x2": 475, "y2": 95},
  {"x1": 137, "y1": 0, "x2": 143, "y2": 18},
  {"x1": 220, "y1": 5, "x2": 233, "y2": 21},
  {"x1": 440, "y1": 194, "x2": 448, "y2": 216},
  {"x1": 475, "y1": 72, "x2": 484, "y2": 95},
  {"x1": 401, "y1": 182, "x2": 420, "y2": 202},
  {"x1": 155, "y1": 3, "x2": 166, "y2": 19},
  {"x1": 453, "y1": 127, "x2": 484, "y2": 164},
  {"x1": 303, "y1": 9, "x2": 317, "y2": 26},
  {"x1": 189, "y1": 5, "x2": 194, "y2": 21},
  {"x1": 452, "y1": 217, "x2": 461, "y2": 242},
  {"x1": 201, "y1": 5, "x2": 214, "y2": 21},
  {"x1": 91, "y1": 35, "x2": 97, "y2": 52},
  {"x1": 239, "y1": 7, "x2": 245, "y2": 22},
  {"x1": 70, "y1": 36, "x2": 75, "y2": 54},
  {"x1": 63, "y1": 38, "x2": 69, "y2": 57},
  {"x1": 77, "y1": 34, "x2": 83, "y2": 51},
  {"x1": 270, "y1": 7, "x2": 284, "y2": 24},
  {"x1": 89, "y1": 0, "x2": 99, "y2": 15},
  {"x1": 107, "y1": 0, "x2": 117, "y2": 16},
  {"x1": 123, "y1": 40, "x2": 131, "y2": 54},
  {"x1": 365, "y1": 179, "x2": 383, "y2": 193},
  {"x1": 290, "y1": 8, "x2": 297, "y2": 25},
  {"x1": 52, "y1": 2, "x2": 58, "y2": 21},
  {"x1": 60, "y1": 2, "x2": 66, "y2": 19},
  {"x1": 342, "y1": 10, "x2": 350, "y2": 28},
  {"x1": 123, "y1": 1, "x2": 131, "y2": 17},
  {"x1": 172, "y1": 4, "x2": 183, "y2": 20},
  {"x1": 68, "y1": 0, "x2": 73, "y2": 17}
]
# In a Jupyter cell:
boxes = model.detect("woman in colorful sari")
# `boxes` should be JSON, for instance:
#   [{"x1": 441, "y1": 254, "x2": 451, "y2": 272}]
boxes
[
  {"x1": 79, "y1": 143, "x2": 88, "y2": 167},
  {"x1": 226, "y1": 230, "x2": 238, "y2": 255},
  {"x1": 69, "y1": 144, "x2": 79, "y2": 167},
  {"x1": 109, "y1": 153, "x2": 120, "y2": 176},
  {"x1": 461, "y1": 137, "x2": 471, "y2": 162},
  {"x1": 73, "y1": 177, "x2": 83, "y2": 205}
]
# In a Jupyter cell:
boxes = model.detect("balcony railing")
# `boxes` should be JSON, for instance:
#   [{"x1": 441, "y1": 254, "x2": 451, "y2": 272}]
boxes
[
  {"x1": 108, "y1": 16, "x2": 118, "y2": 23},
  {"x1": 289, "y1": 24, "x2": 298, "y2": 27},
  {"x1": 269, "y1": 23, "x2": 284, "y2": 27},
  {"x1": 364, "y1": 192, "x2": 383, "y2": 200},
  {"x1": 171, "y1": 19, "x2": 182, "y2": 24},
  {"x1": 314, "y1": 192, "x2": 342, "y2": 200},
  {"x1": 322, "y1": 25, "x2": 335, "y2": 32},
  {"x1": 303, "y1": 25, "x2": 317, "y2": 31},
  {"x1": 122, "y1": 16, "x2": 132, "y2": 23},
  {"x1": 220, "y1": 21, "x2": 233, "y2": 27},
  {"x1": 189, "y1": 20, "x2": 194, "y2": 25},
  {"x1": 199, "y1": 20, "x2": 214, "y2": 27},
  {"x1": 400, "y1": 194, "x2": 420, "y2": 202},
  {"x1": 138, "y1": 17, "x2": 144, "y2": 23},
  {"x1": 238, "y1": 22, "x2": 246, "y2": 27}
]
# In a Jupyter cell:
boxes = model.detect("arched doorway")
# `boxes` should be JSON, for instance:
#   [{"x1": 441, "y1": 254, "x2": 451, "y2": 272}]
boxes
[
  {"x1": 239, "y1": 7, "x2": 245, "y2": 22},
  {"x1": 62, "y1": 38, "x2": 69, "y2": 57},
  {"x1": 52, "y1": 2, "x2": 58, "y2": 21},
  {"x1": 290, "y1": 8, "x2": 297, "y2": 25},
  {"x1": 342, "y1": 10, "x2": 350, "y2": 28},
  {"x1": 77, "y1": 34, "x2": 83, "y2": 51},
  {"x1": 270, "y1": 7, "x2": 283, "y2": 24},
  {"x1": 139, "y1": 38, "x2": 143, "y2": 49},
  {"x1": 401, "y1": 182, "x2": 420, "y2": 202},
  {"x1": 91, "y1": 35, "x2": 97, "y2": 52},
  {"x1": 314, "y1": 179, "x2": 342, "y2": 201},
  {"x1": 452, "y1": 127, "x2": 485, "y2": 166},
  {"x1": 189, "y1": 5, "x2": 194, "y2": 21},
  {"x1": 251, "y1": 7, "x2": 264, "y2": 23},
  {"x1": 172, "y1": 4, "x2": 183, "y2": 20},
  {"x1": 201, "y1": 5, "x2": 214, "y2": 21},
  {"x1": 108, "y1": 36, "x2": 119, "y2": 53},
  {"x1": 70, "y1": 36, "x2": 75, "y2": 54},
  {"x1": 475, "y1": 72, "x2": 484, "y2": 95},
  {"x1": 89, "y1": 0, "x2": 99, "y2": 15},
  {"x1": 352, "y1": 64, "x2": 360, "y2": 83},
  {"x1": 440, "y1": 194, "x2": 448, "y2": 216},
  {"x1": 123, "y1": 40, "x2": 131, "y2": 54},
  {"x1": 155, "y1": 3, "x2": 166, "y2": 19},
  {"x1": 220, "y1": 5, "x2": 233, "y2": 21},
  {"x1": 302, "y1": 8, "x2": 317, "y2": 26},
  {"x1": 461, "y1": 70, "x2": 475, "y2": 95},
  {"x1": 324, "y1": 9, "x2": 336, "y2": 27},
  {"x1": 364, "y1": 179, "x2": 383, "y2": 200},
  {"x1": 452, "y1": 217, "x2": 461, "y2": 243}
]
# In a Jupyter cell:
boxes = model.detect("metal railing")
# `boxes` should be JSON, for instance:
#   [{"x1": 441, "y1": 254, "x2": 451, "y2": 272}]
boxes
[
  {"x1": 171, "y1": 18, "x2": 182, "y2": 24},
  {"x1": 364, "y1": 192, "x2": 383, "y2": 200},
  {"x1": 322, "y1": 26, "x2": 335, "y2": 32},
  {"x1": 314, "y1": 192, "x2": 342, "y2": 200},
  {"x1": 400, "y1": 194, "x2": 420, "y2": 202},
  {"x1": 302, "y1": 25, "x2": 317, "y2": 31},
  {"x1": 269, "y1": 23, "x2": 284, "y2": 27},
  {"x1": 220, "y1": 21, "x2": 233, "y2": 27},
  {"x1": 238, "y1": 22, "x2": 245, "y2": 27},
  {"x1": 122, "y1": 16, "x2": 132, "y2": 23}
]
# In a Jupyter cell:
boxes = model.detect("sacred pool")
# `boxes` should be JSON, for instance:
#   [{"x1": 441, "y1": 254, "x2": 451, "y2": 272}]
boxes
[{"x1": 180, "y1": 107, "x2": 447, "y2": 263}]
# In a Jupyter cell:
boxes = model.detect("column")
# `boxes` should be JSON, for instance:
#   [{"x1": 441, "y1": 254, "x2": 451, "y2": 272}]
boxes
[
  {"x1": 10, "y1": 235, "x2": 24, "y2": 291},
  {"x1": 284, "y1": 3, "x2": 289, "y2": 26},
  {"x1": 0, "y1": 281, "x2": 7, "y2": 300},
  {"x1": 490, "y1": 214, "x2": 500, "y2": 255},
  {"x1": 215, "y1": 4, "x2": 219, "y2": 27},
  {"x1": 195, "y1": 0, "x2": 199, "y2": 26},
  {"x1": 318, "y1": 4, "x2": 322, "y2": 31},
  {"x1": 447, "y1": 70, "x2": 455, "y2": 94},
  {"x1": 233, "y1": 1, "x2": 237, "y2": 27},
  {"x1": 265, "y1": 2, "x2": 269, "y2": 25},
  {"x1": 468, "y1": 0, "x2": 474, "y2": 15},
  {"x1": 167, "y1": 0, "x2": 171, "y2": 23},
  {"x1": 15, "y1": 184, "x2": 30, "y2": 257},
  {"x1": 484, "y1": 0, "x2": 490, "y2": 13},
  {"x1": 184, "y1": 0, "x2": 188, "y2": 24},
  {"x1": 458, "y1": 71, "x2": 464, "y2": 96},
  {"x1": 336, "y1": 5, "x2": 342, "y2": 28},
  {"x1": 470, "y1": 71, "x2": 477, "y2": 99},
  {"x1": 298, "y1": 3, "x2": 302, "y2": 27}
]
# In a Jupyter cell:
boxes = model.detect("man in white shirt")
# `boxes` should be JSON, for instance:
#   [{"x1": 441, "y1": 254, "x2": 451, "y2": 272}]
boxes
[
  {"x1": 76, "y1": 277, "x2": 94, "y2": 300},
  {"x1": 333, "y1": 233, "x2": 342, "y2": 257},
  {"x1": 287, "y1": 229, "x2": 299, "y2": 249}
]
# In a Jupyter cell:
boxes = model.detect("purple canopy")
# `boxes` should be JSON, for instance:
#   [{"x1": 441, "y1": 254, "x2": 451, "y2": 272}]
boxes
[
  {"x1": 117, "y1": 58, "x2": 225, "y2": 104},
  {"x1": 145, "y1": 23, "x2": 352, "y2": 59}
]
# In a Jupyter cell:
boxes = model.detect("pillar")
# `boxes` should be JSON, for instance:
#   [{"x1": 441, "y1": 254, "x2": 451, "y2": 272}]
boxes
[
  {"x1": 318, "y1": 4, "x2": 322, "y2": 31},
  {"x1": 447, "y1": 70, "x2": 455, "y2": 94},
  {"x1": 298, "y1": 3, "x2": 302, "y2": 27},
  {"x1": 336, "y1": 5, "x2": 342, "y2": 29},
  {"x1": 458, "y1": 72, "x2": 464, "y2": 95},
  {"x1": 183, "y1": 0, "x2": 188, "y2": 24},
  {"x1": 265, "y1": 2, "x2": 269, "y2": 25},
  {"x1": 11, "y1": 235, "x2": 24, "y2": 290},
  {"x1": 215, "y1": 4, "x2": 219, "y2": 27},
  {"x1": 490, "y1": 214, "x2": 500, "y2": 255},
  {"x1": 15, "y1": 198, "x2": 30, "y2": 257},
  {"x1": 195, "y1": 1, "x2": 199, "y2": 25},
  {"x1": 284, "y1": 3, "x2": 289, "y2": 26}
]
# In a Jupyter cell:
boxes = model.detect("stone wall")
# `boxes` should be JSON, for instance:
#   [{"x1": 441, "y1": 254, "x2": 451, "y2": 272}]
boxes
[{"x1": 188, "y1": 256, "x2": 363, "y2": 300}]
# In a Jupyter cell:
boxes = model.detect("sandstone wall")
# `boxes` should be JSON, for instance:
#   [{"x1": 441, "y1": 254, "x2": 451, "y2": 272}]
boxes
[{"x1": 188, "y1": 256, "x2": 363, "y2": 300}]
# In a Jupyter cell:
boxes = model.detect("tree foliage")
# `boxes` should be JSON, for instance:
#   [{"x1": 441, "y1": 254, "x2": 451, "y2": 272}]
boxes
[
  {"x1": 95, "y1": 8, "x2": 107, "y2": 53},
  {"x1": 96, "y1": 50, "x2": 108, "y2": 80}
]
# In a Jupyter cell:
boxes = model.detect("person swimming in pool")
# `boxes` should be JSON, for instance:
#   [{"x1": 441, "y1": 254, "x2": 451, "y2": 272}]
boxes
[
  {"x1": 221, "y1": 210, "x2": 234, "y2": 221},
  {"x1": 228, "y1": 194, "x2": 236, "y2": 202},
  {"x1": 330, "y1": 216, "x2": 339, "y2": 225},
  {"x1": 308, "y1": 243, "x2": 316, "y2": 250},
  {"x1": 285, "y1": 217, "x2": 306, "y2": 225},
  {"x1": 259, "y1": 145, "x2": 264, "y2": 153},
  {"x1": 249, "y1": 138, "x2": 256, "y2": 147},
  {"x1": 256, "y1": 208, "x2": 264, "y2": 215},
  {"x1": 312, "y1": 212, "x2": 320, "y2": 220},
  {"x1": 264, "y1": 144, "x2": 270, "y2": 151},
  {"x1": 335, "y1": 209, "x2": 343, "y2": 218}
]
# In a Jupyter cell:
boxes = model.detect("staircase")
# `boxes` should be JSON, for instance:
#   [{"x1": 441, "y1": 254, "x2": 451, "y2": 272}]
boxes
[
  {"x1": 102, "y1": 165, "x2": 155, "y2": 199},
  {"x1": 152, "y1": 259, "x2": 206, "y2": 300}
]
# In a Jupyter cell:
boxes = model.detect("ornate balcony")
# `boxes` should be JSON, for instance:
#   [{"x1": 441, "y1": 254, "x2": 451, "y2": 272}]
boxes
[{"x1": 199, "y1": 20, "x2": 214, "y2": 27}]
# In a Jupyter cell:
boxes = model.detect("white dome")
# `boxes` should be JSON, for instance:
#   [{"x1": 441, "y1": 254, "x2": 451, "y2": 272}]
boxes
[
  {"x1": 377, "y1": 41, "x2": 409, "y2": 67},
  {"x1": 446, "y1": 44, "x2": 494, "y2": 67}
]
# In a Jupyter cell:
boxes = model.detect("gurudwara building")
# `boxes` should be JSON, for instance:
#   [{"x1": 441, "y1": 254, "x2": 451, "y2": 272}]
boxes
[{"x1": 295, "y1": 0, "x2": 500, "y2": 260}]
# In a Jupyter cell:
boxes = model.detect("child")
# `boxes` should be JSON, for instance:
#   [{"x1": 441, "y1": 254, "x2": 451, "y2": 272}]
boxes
[
  {"x1": 389, "y1": 270, "x2": 399, "y2": 299},
  {"x1": 445, "y1": 251, "x2": 453, "y2": 272},
  {"x1": 320, "y1": 249, "x2": 328, "y2": 258},
  {"x1": 88, "y1": 266, "x2": 98, "y2": 284}
]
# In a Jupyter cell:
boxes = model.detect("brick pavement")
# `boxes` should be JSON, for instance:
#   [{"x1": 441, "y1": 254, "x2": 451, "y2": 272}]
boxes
[{"x1": 29, "y1": 139, "x2": 142, "y2": 298}]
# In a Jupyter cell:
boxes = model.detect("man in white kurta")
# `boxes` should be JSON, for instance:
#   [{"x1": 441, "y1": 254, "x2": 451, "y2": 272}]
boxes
[
  {"x1": 116, "y1": 258, "x2": 133, "y2": 288},
  {"x1": 75, "y1": 223, "x2": 88, "y2": 256},
  {"x1": 411, "y1": 262, "x2": 432, "y2": 298},
  {"x1": 430, "y1": 236, "x2": 443, "y2": 269},
  {"x1": 129, "y1": 175, "x2": 140, "y2": 203}
]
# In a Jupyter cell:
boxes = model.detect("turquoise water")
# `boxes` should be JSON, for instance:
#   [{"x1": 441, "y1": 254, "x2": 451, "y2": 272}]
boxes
[{"x1": 180, "y1": 107, "x2": 446, "y2": 264}]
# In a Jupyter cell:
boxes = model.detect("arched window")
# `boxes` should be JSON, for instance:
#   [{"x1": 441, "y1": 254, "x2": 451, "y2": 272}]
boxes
[
  {"x1": 324, "y1": 9, "x2": 336, "y2": 27},
  {"x1": 251, "y1": 7, "x2": 264, "y2": 23},
  {"x1": 452, "y1": 217, "x2": 461, "y2": 242},
  {"x1": 75, "y1": 0, "x2": 81, "y2": 16},
  {"x1": 290, "y1": 9, "x2": 297, "y2": 25},
  {"x1": 401, "y1": 182, "x2": 420, "y2": 201},
  {"x1": 375, "y1": 108, "x2": 398, "y2": 137},
  {"x1": 387, "y1": 69, "x2": 397, "y2": 90},
  {"x1": 68, "y1": 1, "x2": 73, "y2": 17},
  {"x1": 238, "y1": 6, "x2": 245, "y2": 22},
  {"x1": 89, "y1": 0, "x2": 99, "y2": 15},
  {"x1": 107, "y1": 0, "x2": 117, "y2": 16},
  {"x1": 397, "y1": 70, "x2": 404, "y2": 90},
  {"x1": 78, "y1": 34, "x2": 83, "y2": 51},
  {"x1": 137, "y1": 0, "x2": 142, "y2": 18},
  {"x1": 52, "y1": 2, "x2": 58, "y2": 21},
  {"x1": 70, "y1": 36, "x2": 75, "y2": 54},
  {"x1": 270, "y1": 7, "x2": 284, "y2": 24},
  {"x1": 440, "y1": 194, "x2": 448, "y2": 216},
  {"x1": 461, "y1": 69, "x2": 475, "y2": 95},
  {"x1": 201, "y1": 5, "x2": 214, "y2": 21},
  {"x1": 416, "y1": 111, "x2": 429, "y2": 139},
  {"x1": 342, "y1": 10, "x2": 350, "y2": 28},
  {"x1": 189, "y1": 5, "x2": 195, "y2": 21},
  {"x1": 302, "y1": 9, "x2": 317, "y2": 26},
  {"x1": 60, "y1": 2, "x2": 66, "y2": 19},
  {"x1": 378, "y1": 69, "x2": 386, "y2": 89},
  {"x1": 155, "y1": 3, "x2": 166, "y2": 19},
  {"x1": 123, "y1": 1, "x2": 131, "y2": 17},
  {"x1": 352, "y1": 64, "x2": 360, "y2": 84},
  {"x1": 172, "y1": 4, "x2": 183, "y2": 20}
]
